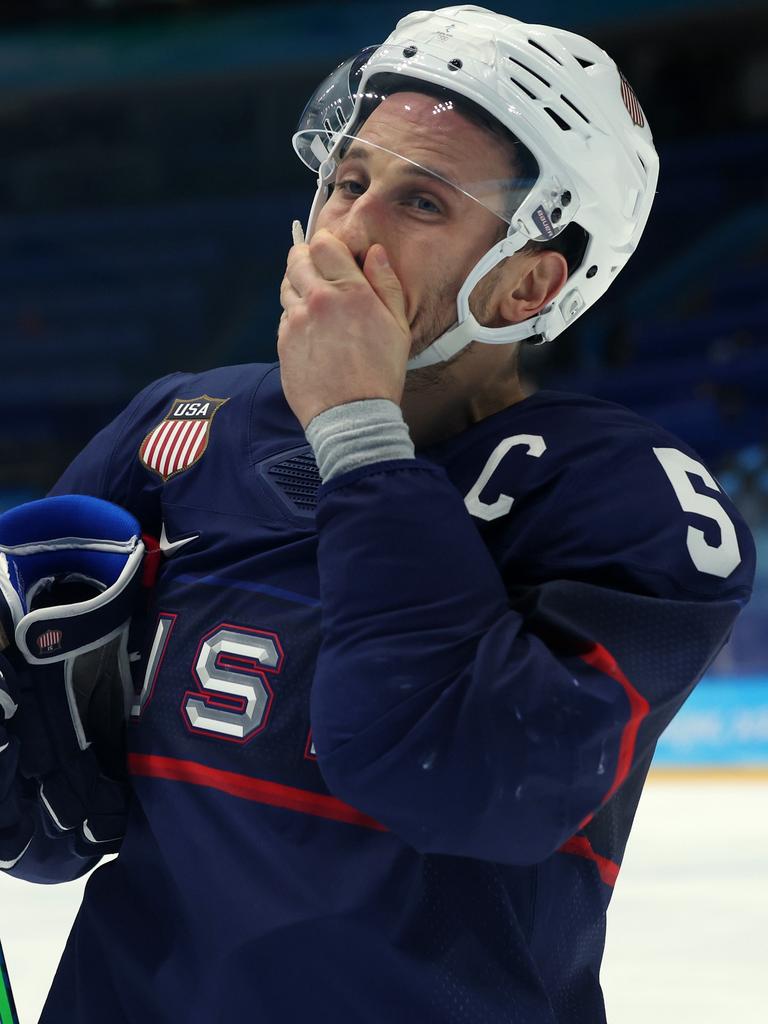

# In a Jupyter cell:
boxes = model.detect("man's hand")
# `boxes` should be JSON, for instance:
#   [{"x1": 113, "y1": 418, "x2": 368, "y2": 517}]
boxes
[{"x1": 278, "y1": 229, "x2": 411, "y2": 429}]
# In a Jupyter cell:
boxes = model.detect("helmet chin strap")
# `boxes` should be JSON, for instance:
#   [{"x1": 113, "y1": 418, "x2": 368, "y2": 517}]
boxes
[
  {"x1": 305, "y1": 159, "x2": 336, "y2": 241},
  {"x1": 406, "y1": 232, "x2": 550, "y2": 370}
]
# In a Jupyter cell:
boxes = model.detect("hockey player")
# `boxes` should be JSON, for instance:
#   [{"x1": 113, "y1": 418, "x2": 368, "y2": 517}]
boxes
[{"x1": 0, "y1": 7, "x2": 755, "y2": 1023}]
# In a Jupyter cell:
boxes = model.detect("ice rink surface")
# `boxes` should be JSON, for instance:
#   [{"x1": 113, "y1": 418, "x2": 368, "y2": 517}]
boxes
[{"x1": 1, "y1": 775, "x2": 766, "y2": 1023}]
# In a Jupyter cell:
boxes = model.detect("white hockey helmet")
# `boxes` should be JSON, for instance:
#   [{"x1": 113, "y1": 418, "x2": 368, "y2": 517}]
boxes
[{"x1": 293, "y1": 5, "x2": 659, "y2": 369}]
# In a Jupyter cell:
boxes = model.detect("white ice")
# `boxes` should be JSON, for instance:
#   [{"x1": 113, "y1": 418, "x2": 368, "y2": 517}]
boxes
[{"x1": 0, "y1": 776, "x2": 766, "y2": 1023}]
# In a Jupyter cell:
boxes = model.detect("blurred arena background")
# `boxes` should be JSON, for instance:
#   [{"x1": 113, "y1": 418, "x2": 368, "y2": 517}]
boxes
[{"x1": 0, "y1": 1, "x2": 765, "y2": 1021}]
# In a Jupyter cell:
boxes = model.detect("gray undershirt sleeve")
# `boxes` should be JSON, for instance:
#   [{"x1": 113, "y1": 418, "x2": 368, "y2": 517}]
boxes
[{"x1": 305, "y1": 399, "x2": 416, "y2": 482}]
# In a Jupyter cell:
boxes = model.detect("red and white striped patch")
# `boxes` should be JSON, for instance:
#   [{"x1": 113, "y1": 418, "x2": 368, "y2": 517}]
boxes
[
  {"x1": 619, "y1": 72, "x2": 645, "y2": 128},
  {"x1": 139, "y1": 395, "x2": 228, "y2": 481},
  {"x1": 37, "y1": 629, "x2": 63, "y2": 655}
]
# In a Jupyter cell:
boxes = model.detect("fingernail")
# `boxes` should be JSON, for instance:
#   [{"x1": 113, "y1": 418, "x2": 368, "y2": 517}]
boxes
[
  {"x1": 292, "y1": 220, "x2": 305, "y2": 245},
  {"x1": 374, "y1": 246, "x2": 389, "y2": 267}
]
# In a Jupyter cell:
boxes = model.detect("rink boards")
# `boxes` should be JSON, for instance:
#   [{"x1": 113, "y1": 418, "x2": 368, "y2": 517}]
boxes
[{"x1": 654, "y1": 675, "x2": 768, "y2": 768}]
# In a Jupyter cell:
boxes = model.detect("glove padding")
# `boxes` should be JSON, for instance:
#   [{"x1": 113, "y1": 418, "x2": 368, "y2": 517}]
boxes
[
  {"x1": 0, "y1": 652, "x2": 35, "y2": 869},
  {"x1": 0, "y1": 495, "x2": 146, "y2": 861}
]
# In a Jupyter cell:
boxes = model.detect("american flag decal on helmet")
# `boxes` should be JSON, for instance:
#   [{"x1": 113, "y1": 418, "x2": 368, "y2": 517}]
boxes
[
  {"x1": 139, "y1": 395, "x2": 228, "y2": 481},
  {"x1": 619, "y1": 72, "x2": 645, "y2": 128},
  {"x1": 37, "y1": 629, "x2": 63, "y2": 655}
]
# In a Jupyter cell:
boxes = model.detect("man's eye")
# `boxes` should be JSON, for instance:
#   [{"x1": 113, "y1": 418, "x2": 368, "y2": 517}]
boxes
[
  {"x1": 408, "y1": 195, "x2": 442, "y2": 214},
  {"x1": 333, "y1": 179, "x2": 366, "y2": 197}
]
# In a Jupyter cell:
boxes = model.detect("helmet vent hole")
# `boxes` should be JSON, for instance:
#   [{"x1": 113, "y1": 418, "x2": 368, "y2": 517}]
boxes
[
  {"x1": 508, "y1": 56, "x2": 549, "y2": 88},
  {"x1": 447, "y1": 58, "x2": 463, "y2": 71},
  {"x1": 528, "y1": 39, "x2": 563, "y2": 65},
  {"x1": 545, "y1": 108, "x2": 571, "y2": 132},
  {"x1": 560, "y1": 95, "x2": 590, "y2": 124},
  {"x1": 509, "y1": 77, "x2": 537, "y2": 100},
  {"x1": 586, "y1": 265, "x2": 598, "y2": 278},
  {"x1": 402, "y1": 46, "x2": 417, "y2": 58},
  {"x1": 575, "y1": 57, "x2": 595, "y2": 69}
]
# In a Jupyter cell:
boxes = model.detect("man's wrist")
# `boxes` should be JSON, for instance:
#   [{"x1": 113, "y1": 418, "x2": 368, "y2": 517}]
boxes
[{"x1": 305, "y1": 400, "x2": 415, "y2": 482}]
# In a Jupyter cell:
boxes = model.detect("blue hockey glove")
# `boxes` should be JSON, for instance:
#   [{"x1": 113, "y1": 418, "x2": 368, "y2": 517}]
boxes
[
  {"x1": 0, "y1": 495, "x2": 147, "y2": 860},
  {"x1": 0, "y1": 652, "x2": 35, "y2": 870}
]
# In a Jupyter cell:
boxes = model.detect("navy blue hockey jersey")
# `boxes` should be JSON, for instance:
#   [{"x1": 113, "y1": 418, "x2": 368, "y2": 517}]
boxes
[{"x1": 13, "y1": 363, "x2": 754, "y2": 1023}]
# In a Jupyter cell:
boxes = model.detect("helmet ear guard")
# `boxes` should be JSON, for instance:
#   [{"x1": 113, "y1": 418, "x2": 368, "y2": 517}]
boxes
[{"x1": 293, "y1": 5, "x2": 659, "y2": 370}]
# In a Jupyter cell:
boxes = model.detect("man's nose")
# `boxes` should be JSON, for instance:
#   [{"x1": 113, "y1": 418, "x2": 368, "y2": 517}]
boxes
[{"x1": 331, "y1": 191, "x2": 387, "y2": 267}]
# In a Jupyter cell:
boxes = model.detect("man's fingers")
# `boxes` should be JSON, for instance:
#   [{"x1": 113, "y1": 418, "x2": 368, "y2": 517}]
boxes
[
  {"x1": 308, "y1": 230, "x2": 362, "y2": 283},
  {"x1": 362, "y1": 244, "x2": 409, "y2": 331},
  {"x1": 286, "y1": 230, "x2": 362, "y2": 292},
  {"x1": 280, "y1": 275, "x2": 301, "y2": 311},
  {"x1": 284, "y1": 232, "x2": 404, "y2": 329},
  {"x1": 285, "y1": 243, "x2": 313, "y2": 297}
]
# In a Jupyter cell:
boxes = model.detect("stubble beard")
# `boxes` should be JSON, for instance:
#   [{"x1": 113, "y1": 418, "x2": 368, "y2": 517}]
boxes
[
  {"x1": 404, "y1": 281, "x2": 459, "y2": 395},
  {"x1": 404, "y1": 263, "x2": 502, "y2": 394}
]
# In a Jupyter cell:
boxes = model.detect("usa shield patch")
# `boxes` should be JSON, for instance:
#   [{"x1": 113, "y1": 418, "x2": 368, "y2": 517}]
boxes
[{"x1": 139, "y1": 395, "x2": 228, "y2": 481}]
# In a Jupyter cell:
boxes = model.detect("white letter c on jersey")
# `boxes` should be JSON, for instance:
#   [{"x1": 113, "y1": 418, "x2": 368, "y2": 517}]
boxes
[{"x1": 465, "y1": 434, "x2": 547, "y2": 522}]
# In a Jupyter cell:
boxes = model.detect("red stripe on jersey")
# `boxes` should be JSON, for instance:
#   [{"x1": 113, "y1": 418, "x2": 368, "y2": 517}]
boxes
[
  {"x1": 559, "y1": 834, "x2": 620, "y2": 887},
  {"x1": 150, "y1": 421, "x2": 178, "y2": 472},
  {"x1": 178, "y1": 419, "x2": 204, "y2": 469},
  {"x1": 127, "y1": 753, "x2": 388, "y2": 832},
  {"x1": 184, "y1": 421, "x2": 209, "y2": 467},
  {"x1": 579, "y1": 642, "x2": 650, "y2": 820},
  {"x1": 165, "y1": 420, "x2": 194, "y2": 476},
  {"x1": 141, "y1": 534, "x2": 161, "y2": 588},
  {"x1": 157, "y1": 422, "x2": 184, "y2": 477},
  {"x1": 142, "y1": 421, "x2": 171, "y2": 468}
]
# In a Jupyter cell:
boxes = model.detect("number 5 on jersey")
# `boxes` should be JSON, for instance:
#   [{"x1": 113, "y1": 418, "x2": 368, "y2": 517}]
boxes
[{"x1": 653, "y1": 447, "x2": 740, "y2": 579}]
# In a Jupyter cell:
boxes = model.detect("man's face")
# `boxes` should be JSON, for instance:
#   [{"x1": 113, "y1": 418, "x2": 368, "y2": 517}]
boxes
[{"x1": 314, "y1": 91, "x2": 512, "y2": 358}]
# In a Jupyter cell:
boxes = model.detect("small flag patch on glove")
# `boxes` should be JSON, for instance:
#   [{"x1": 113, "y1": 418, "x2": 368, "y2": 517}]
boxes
[{"x1": 36, "y1": 629, "x2": 63, "y2": 655}]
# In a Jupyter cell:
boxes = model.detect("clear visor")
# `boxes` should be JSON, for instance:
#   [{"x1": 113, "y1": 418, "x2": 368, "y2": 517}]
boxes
[
  {"x1": 295, "y1": 45, "x2": 378, "y2": 143},
  {"x1": 293, "y1": 47, "x2": 539, "y2": 226},
  {"x1": 295, "y1": 127, "x2": 536, "y2": 226}
]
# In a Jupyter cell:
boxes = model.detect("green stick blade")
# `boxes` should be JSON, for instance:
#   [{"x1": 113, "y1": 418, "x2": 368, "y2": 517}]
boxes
[{"x1": 0, "y1": 941, "x2": 19, "y2": 1024}]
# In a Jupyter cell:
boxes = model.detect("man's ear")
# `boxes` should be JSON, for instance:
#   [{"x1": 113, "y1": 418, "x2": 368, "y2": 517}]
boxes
[{"x1": 498, "y1": 251, "x2": 568, "y2": 324}]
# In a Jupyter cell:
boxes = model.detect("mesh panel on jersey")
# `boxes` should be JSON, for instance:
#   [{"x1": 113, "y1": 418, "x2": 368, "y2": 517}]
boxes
[{"x1": 264, "y1": 449, "x2": 321, "y2": 516}]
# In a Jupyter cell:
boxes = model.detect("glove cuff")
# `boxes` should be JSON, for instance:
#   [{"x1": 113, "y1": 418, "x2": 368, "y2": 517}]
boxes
[
  {"x1": 0, "y1": 495, "x2": 145, "y2": 666},
  {"x1": 14, "y1": 542, "x2": 144, "y2": 665}
]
